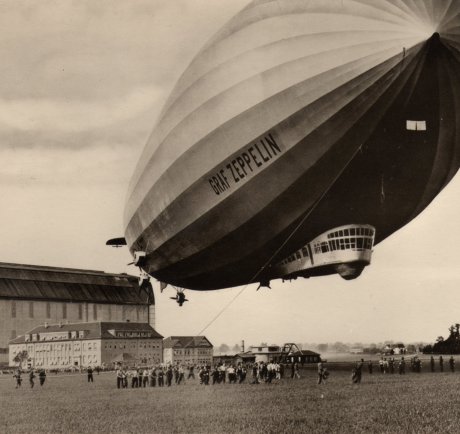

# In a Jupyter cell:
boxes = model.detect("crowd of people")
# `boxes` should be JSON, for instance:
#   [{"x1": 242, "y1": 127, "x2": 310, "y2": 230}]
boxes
[
  {"x1": 113, "y1": 361, "x2": 306, "y2": 388},
  {"x1": 11, "y1": 355, "x2": 457, "y2": 389},
  {"x1": 350, "y1": 355, "x2": 456, "y2": 382},
  {"x1": 13, "y1": 368, "x2": 47, "y2": 388}
]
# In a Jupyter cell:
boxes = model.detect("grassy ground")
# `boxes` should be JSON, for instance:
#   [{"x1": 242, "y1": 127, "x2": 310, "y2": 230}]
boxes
[{"x1": 1, "y1": 368, "x2": 460, "y2": 434}]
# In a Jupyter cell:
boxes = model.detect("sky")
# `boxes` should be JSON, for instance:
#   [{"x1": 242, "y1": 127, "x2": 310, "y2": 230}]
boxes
[{"x1": 0, "y1": 0, "x2": 459, "y2": 349}]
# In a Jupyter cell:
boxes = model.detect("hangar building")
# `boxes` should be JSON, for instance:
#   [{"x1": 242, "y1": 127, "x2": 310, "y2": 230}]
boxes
[{"x1": 0, "y1": 262, "x2": 154, "y2": 364}]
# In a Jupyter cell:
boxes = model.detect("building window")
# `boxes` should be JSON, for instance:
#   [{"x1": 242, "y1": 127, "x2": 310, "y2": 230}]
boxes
[
  {"x1": 78, "y1": 304, "x2": 83, "y2": 320},
  {"x1": 11, "y1": 301, "x2": 16, "y2": 318},
  {"x1": 29, "y1": 302, "x2": 34, "y2": 318},
  {"x1": 46, "y1": 302, "x2": 51, "y2": 319},
  {"x1": 93, "y1": 305, "x2": 97, "y2": 320},
  {"x1": 62, "y1": 304, "x2": 67, "y2": 319}
]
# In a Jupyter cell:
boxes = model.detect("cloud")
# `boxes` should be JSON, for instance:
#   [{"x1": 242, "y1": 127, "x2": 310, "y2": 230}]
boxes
[
  {"x1": 0, "y1": 143, "x2": 138, "y2": 188},
  {"x1": 0, "y1": 85, "x2": 161, "y2": 132}
]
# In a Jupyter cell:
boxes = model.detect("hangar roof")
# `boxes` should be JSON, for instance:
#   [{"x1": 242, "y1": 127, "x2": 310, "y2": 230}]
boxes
[{"x1": 0, "y1": 262, "x2": 151, "y2": 305}]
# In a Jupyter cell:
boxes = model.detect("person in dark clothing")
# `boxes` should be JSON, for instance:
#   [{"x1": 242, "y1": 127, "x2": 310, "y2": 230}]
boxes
[
  {"x1": 440, "y1": 356, "x2": 444, "y2": 372},
  {"x1": 389, "y1": 358, "x2": 394, "y2": 374},
  {"x1": 13, "y1": 369, "x2": 22, "y2": 388},
  {"x1": 368, "y1": 361, "x2": 373, "y2": 374},
  {"x1": 157, "y1": 369, "x2": 164, "y2": 387},
  {"x1": 29, "y1": 370, "x2": 35, "y2": 388},
  {"x1": 211, "y1": 367, "x2": 219, "y2": 385},
  {"x1": 174, "y1": 366, "x2": 179, "y2": 384},
  {"x1": 317, "y1": 362, "x2": 325, "y2": 384},
  {"x1": 166, "y1": 366, "x2": 173, "y2": 387},
  {"x1": 87, "y1": 367, "x2": 94, "y2": 383},
  {"x1": 449, "y1": 356, "x2": 455, "y2": 372},
  {"x1": 39, "y1": 370, "x2": 46, "y2": 386},
  {"x1": 430, "y1": 356, "x2": 435, "y2": 372},
  {"x1": 355, "y1": 359, "x2": 364, "y2": 383},
  {"x1": 149, "y1": 368, "x2": 156, "y2": 387},
  {"x1": 251, "y1": 363, "x2": 259, "y2": 384},
  {"x1": 399, "y1": 357, "x2": 406, "y2": 375}
]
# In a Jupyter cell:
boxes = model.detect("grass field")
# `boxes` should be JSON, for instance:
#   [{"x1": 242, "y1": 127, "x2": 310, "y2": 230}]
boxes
[{"x1": 1, "y1": 367, "x2": 460, "y2": 434}]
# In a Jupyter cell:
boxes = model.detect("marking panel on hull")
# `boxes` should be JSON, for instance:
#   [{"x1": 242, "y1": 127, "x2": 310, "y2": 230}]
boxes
[{"x1": 208, "y1": 132, "x2": 283, "y2": 196}]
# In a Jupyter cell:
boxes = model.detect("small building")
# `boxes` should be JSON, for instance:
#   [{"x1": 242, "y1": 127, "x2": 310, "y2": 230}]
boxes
[
  {"x1": 284, "y1": 350, "x2": 321, "y2": 364},
  {"x1": 249, "y1": 345, "x2": 282, "y2": 363},
  {"x1": 163, "y1": 336, "x2": 213, "y2": 366},
  {"x1": 9, "y1": 321, "x2": 163, "y2": 369},
  {"x1": 212, "y1": 354, "x2": 236, "y2": 365},
  {"x1": 0, "y1": 262, "x2": 155, "y2": 364},
  {"x1": 383, "y1": 343, "x2": 406, "y2": 355},
  {"x1": 246, "y1": 344, "x2": 321, "y2": 364}
]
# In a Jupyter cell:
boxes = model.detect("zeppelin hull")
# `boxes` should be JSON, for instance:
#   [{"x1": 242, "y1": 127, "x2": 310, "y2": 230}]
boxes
[{"x1": 124, "y1": 1, "x2": 460, "y2": 290}]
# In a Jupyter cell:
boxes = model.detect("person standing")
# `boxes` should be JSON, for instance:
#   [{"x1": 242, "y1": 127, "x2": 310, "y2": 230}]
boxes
[
  {"x1": 29, "y1": 369, "x2": 35, "y2": 388},
  {"x1": 430, "y1": 356, "x2": 435, "y2": 372},
  {"x1": 356, "y1": 359, "x2": 364, "y2": 383},
  {"x1": 122, "y1": 369, "x2": 128, "y2": 388},
  {"x1": 317, "y1": 361, "x2": 325, "y2": 384},
  {"x1": 87, "y1": 366, "x2": 94, "y2": 383},
  {"x1": 440, "y1": 355, "x2": 444, "y2": 372},
  {"x1": 39, "y1": 370, "x2": 46, "y2": 386},
  {"x1": 142, "y1": 368, "x2": 149, "y2": 387},
  {"x1": 116, "y1": 367, "x2": 124, "y2": 389},
  {"x1": 449, "y1": 356, "x2": 455, "y2": 372},
  {"x1": 166, "y1": 366, "x2": 173, "y2": 387},
  {"x1": 368, "y1": 361, "x2": 373, "y2": 375},
  {"x1": 398, "y1": 357, "x2": 406, "y2": 375},
  {"x1": 149, "y1": 367, "x2": 156, "y2": 387},
  {"x1": 178, "y1": 366, "x2": 185, "y2": 385},
  {"x1": 13, "y1": 369, "x2": 22, "y2": 389},
  {"x1": 131, "y1": 368, "x2": 138, "y2": 388},
  {"x1": 293, "y1": 362, "x2": 301, "y2": 379},
  {"x1": 251, "y1": 363, "x2": 259, "y2": 384},
  {"x1": 389, "y1": 358, "x2": 394, "y2": 374}
]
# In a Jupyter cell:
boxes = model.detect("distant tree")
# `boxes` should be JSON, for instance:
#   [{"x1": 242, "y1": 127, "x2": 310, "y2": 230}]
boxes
[
  {"x1": 331, "y1": 342, "x2": 349, "y2": 353},
  {"x1": 232, "y1": 344, "x2": 241, "y2": 353},
  {"x1": 218, "y1": 344, "x2": 230, "y2": 354},
  {"x1": 433, "y1": 324, "x2": 460, "y2": 354},
  {"x1": 423, "y1": 344, "x2": 433, "y2": 354},
  {"x1": 406, "y1": 344, "x2": 416, "y2": 353},
  {"x1": 317, "y1": 343, "x2": 328, "y2": 353},
  {"x1": 13, "y1": 350, "x2": 29, "y2": 368}
]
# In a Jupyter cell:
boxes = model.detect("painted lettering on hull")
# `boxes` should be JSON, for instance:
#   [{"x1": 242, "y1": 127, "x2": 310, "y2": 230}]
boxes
[{"x1": 208, "y1": 132, "x2": 283, "y2": 195}]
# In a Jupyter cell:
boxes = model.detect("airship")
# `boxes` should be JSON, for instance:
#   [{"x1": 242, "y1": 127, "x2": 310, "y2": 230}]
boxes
[{"x1": 119, "y1": 0, "x2": 460, "y2": 291}]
